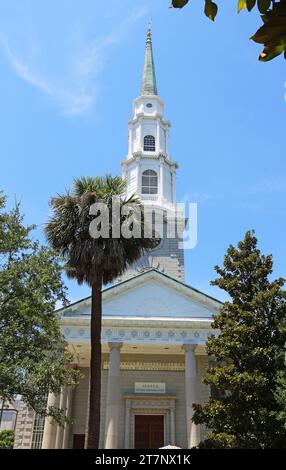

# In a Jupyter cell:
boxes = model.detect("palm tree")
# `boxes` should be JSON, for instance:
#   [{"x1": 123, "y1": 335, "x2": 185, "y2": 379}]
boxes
[{"x1": 45, "y1": 175, "x2": 156, "y2": 449}]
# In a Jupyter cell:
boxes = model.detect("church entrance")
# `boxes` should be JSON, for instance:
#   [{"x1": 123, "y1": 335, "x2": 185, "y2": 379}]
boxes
[{"x1": 134, "y1": 415, "x2": 164, "y2": 449}]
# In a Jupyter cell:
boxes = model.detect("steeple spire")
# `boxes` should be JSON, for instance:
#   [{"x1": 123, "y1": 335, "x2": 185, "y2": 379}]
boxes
[{"x1": 140, "y1": 24, "x2": 158, "y2": 96}]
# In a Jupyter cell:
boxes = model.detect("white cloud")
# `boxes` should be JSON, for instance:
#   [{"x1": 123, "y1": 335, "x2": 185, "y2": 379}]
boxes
[
  {"x1": 0, "y1": 34, "x2": 52, "y2": 94},
  {"x1": 0, "y1": 7, "x2": 146, "y2": 116},
  {"x1": 0, "y1": 32, "x2": 94, "y2": 116},
  {"x1": 180, "y1": 192, "x2": 211, "y2": 204}
]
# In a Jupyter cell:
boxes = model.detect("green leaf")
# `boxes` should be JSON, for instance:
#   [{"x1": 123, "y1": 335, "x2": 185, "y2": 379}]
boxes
[
  {"x1": 257, "y1": 0, "x2": 271, "y2": 14},
  {"x1": 259, "y1": 42, "x2": 286, "y2": 61},
  {"x1": 238, "y1": 0, "x2": 247, "y2": 13},
  {"x1": 251, "y1": 19, "x2": 286, "y2": 44},
  {"x1": 204, "y1": 0, "x2": 218, "y2": 21},
  {"x1": 246, "y1": 0, "x2": 256, "y2": 11},
  {"x1": 0, "y1": 430, "x2": 15, "y2": 449},
  {"x1": 171, "y1": 0, "x2": 189, "y2": 8}
]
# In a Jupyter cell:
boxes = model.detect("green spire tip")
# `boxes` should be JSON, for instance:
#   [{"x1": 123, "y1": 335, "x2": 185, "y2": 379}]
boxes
[{"x1": 140, "y1": 25, "x2": 158, "y2": 96}]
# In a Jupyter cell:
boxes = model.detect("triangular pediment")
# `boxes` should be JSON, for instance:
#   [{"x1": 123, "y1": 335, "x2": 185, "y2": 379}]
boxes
[{"x1": 60, "y1": 269, "x2": 222, "y2": 320}]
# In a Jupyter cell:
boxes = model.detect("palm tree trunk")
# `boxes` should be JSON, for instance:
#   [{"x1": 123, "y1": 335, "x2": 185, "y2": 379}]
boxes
[{"x1": 87, "y1": 270, "x2": 102, "y2": 449}]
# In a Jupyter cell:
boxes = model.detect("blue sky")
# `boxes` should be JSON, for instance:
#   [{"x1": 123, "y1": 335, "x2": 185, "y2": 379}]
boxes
[{"x1": 0, "y1": 0, "x2": 285, "y2": 302}]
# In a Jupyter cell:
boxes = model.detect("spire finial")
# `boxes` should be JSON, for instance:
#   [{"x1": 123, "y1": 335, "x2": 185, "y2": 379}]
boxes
[{"x1": 141, "y1": 23, "x2": 158, "y2": 96}]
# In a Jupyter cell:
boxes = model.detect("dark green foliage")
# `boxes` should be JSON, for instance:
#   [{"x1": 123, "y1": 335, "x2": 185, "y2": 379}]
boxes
[
  {"x1": 193, "y1": 231, "x2": 286, "y2": 448},
  {"x1": 170, "y1": 0, "x2": 286, "y2": 61},
  {"x1": 0, "y1": 430, "x2": 15, "y2": 449},
  {"x1": 0, "y1": 192, "x2": 79, "y2": 424},
  {"x1": 275, "y1": 370, "x2": 286, "y2": 430}
]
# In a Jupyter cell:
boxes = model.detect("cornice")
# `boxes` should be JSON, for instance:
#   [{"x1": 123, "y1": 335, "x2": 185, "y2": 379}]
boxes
[
  {"x1": 133, "y1": 95, "x2": 164, "y2": 107},
  {"x1": 60, "y1": 318, "x2": 218, "y2": 346},
  {"x1": 128, "y1": 115, "x2": 171, "y2": 128},
  {"x1": 121, "y1": 153, "x2": 178, "y2": 169},
  {"x1": 60, "y1": 316, "x2": 213, "y2": 328}
]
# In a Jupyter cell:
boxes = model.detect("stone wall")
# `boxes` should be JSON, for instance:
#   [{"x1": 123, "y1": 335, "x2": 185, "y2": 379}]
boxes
[{"x1": 14, "y1": 401, "x2": 35, "y2": 449}]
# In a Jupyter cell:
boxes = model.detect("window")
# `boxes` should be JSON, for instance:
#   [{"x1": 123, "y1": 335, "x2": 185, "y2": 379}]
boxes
[
  {"x1": 31, "y1": 414, "x2": 45, "y2": 449},
  {"x1": 142, "y1": 169, "x2": 158, "y2": 195},
  {"x1": 144, "y1": 135, "x2": 155, "y2": 152}
]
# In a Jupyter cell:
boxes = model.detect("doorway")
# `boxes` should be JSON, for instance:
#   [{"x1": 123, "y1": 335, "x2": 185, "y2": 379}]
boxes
[
  {"x1": 134, "y1": 415, "x2": 164, "y2": 449},
  {"x1": 72, "y1": 434, "x2": 85, "y2": 449}
]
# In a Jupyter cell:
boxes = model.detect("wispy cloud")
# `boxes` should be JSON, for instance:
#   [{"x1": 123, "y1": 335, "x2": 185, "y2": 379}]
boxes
[
  {"x1": 0, "y1": 7, "x2": 146, "y2": 116},
  {"x1": 0, "y1": 32, "x2": 96, "y2": 116},
  {"x1": 180, "y1": 192, "x2": 211, "y2": 204}
]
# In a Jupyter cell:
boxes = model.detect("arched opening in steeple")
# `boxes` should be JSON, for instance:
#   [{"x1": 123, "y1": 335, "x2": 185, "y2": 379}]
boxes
[
  {"x1": 144, "y1": 135, "x2": 155, "y2": 152},
  {"x1": 142, "y1": 169, "x2": 158, "y2": 195}
]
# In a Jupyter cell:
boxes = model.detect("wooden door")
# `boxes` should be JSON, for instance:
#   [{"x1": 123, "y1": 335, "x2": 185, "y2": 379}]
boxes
[
  {"x1": 72, "y1": 434, "x2": 85, "y2": 449},
  {"x1": 134, "y1": 415, "x2": 164, "y2": 449}
]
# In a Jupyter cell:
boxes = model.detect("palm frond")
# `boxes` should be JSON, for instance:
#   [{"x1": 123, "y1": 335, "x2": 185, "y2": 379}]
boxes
[
  {"x1": 45, "y1": 175, "x2": 156, "y2": 287},
  {"x1": 73, "y1": 176, "x2": 102, "y2": 197}
]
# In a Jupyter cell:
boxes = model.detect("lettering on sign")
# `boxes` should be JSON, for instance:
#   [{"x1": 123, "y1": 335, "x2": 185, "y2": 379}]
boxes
[{"x1": 134, "y1": 382, "x2": 166, "y2": 394}]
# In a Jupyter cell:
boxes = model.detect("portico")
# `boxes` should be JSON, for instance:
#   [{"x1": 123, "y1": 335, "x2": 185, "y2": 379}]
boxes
[
  {"x1": 38, "y1": 268, "x2": 220, "y2": 449},
  {"x1": 100, "y1": 340, "x2": 200, "y2": 449},
  {"x1": 42, "y1": 342, "x2": 205, "y2": 449}
]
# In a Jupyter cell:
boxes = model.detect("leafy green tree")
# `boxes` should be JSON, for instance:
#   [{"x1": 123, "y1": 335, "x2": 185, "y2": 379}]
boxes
[
  {"x1": 0, "y1": 192, "x2": 79, "y2": 424},
  {"x1": 0, "y1": 430, "x2": 15, "y2": 449},
  {"x1": 193, "y1": 231, "x2": 286, "y2": 448},
  {"x1": 45, "y1": 175, "x2": 157, "y2": 449},
  {"x1": 275, "y1": 370, "x2": 286, "y2": 431},
  {"x1": 171, "y1": 0, "x2": 286, "y2": 62}
]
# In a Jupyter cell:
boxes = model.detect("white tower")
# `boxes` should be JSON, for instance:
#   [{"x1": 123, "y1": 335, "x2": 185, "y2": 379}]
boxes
[
  {"x1": 121, "y1": 27, "x2": 185, "y2": 281},
  {"x1": 122, "y1": 27, "x2": 178, "y2": 209}
]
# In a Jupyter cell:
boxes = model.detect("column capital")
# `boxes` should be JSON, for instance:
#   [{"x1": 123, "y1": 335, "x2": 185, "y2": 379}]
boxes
[
  {"x1": 108, "y1": 342, "x2": 123, "y2": 350},
  {"x1": 182, "y1": 343, "x2": 197, "y2": 353}
]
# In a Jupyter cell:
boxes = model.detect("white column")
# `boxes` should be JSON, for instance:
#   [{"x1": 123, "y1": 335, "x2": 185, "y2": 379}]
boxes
[
  {"x1": 159, "y1": 158, "x2": 164, "y2": 203},
  {"x1": 136, "y1": 156, "x2": 141, "y2": 196},
  {"x1": 124, "y1": 399, "x2": 131, "y2": 449},
  {"x1": 128, "y1": 129, "x2": 132, "y2": 156},
  {"x1": 104, "y1": 342, "x2": 123, "y2": 449},
  {"x1": 62, "y1": 387, "x2": 73, "y2": 449},
  {"x1": 156, "y1": 122, "x2": 160, "y2": 153},
  {"x1": 139, "y1": 118, "x2": 143, "y2": 151},
  {"x1": 183, "y1": 344, "x2": 200, "y2": 448},
  {"x1": 42, "y1": 392, "x2": 60, "y2": 449},
  {"x1": 55, "y1": 387, "x2": 68, "y2": 449},
  {"x1": 170, "y1": 405, "x2": 176, "y2": 445},
  {"x1": 166, "y1": 128, "x2": 169, "y2": 155},
  {"x1": 171, "y1": 170, "x2": 176, "y2": 205}
]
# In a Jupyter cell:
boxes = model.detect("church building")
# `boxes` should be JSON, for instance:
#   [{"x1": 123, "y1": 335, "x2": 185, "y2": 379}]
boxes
[{"x1": 14, "y1": 28, "x2": 222, "y2": 450}]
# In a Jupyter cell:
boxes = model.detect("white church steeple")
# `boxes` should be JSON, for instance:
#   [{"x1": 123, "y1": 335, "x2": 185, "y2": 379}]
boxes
[
  {"x1": 122, "y1": 26, "x2": 178, "y2": 209},
  {"x1": 120, "y1": 28, "x2": 185, "y2": 282}
]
